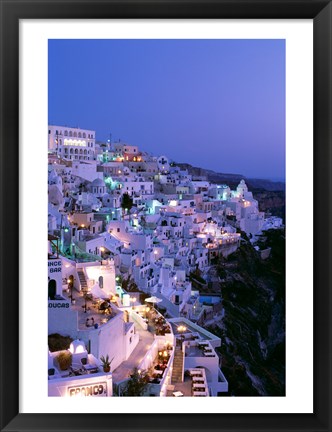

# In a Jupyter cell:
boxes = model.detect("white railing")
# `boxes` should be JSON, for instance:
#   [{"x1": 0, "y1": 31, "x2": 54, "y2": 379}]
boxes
[{"x1": 131, "y1": 310, "x2": 148, "y2": 330}]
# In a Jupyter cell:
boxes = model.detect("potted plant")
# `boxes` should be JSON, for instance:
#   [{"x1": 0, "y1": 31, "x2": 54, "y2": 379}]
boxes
[
  {"x1": 100, "y1": 354, "x2": 113, "y2": 373},
  {"x1": 56, "y1": 351, "x2": 72, "y2": 371},
  {"x1": 122, "y1": 368, "x2": 150, "y2": 396}
]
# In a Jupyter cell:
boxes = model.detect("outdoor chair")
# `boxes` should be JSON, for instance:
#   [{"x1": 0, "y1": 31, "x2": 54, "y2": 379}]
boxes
[
  {"x1": 81, "y1": 358, "x2": 99, "y2": 373},
  {"x1": 70, "y1": 365, "x2": 83, "y2": 376}
]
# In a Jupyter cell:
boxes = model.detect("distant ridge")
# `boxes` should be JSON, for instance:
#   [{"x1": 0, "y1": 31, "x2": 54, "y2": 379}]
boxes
[{"x1": 174, "y1": 162, "x2": 285, "y2": 192}]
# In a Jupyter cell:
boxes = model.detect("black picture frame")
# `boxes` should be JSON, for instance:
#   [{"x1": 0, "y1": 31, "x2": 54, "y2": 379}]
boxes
[{"x1": 0, "y1": 1, "x2": 331, "y2": 431}]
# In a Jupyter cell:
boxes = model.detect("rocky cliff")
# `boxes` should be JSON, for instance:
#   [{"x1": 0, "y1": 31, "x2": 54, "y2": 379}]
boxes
[
  {"x1": 174, "y1": 162, "x2": 285, "y2": 192},
  {"x1": 253, "y1": 189, "x2": 286, "y2": 221},
  {"x1": 207, "y1": 229, "x2": 285, "y2": 396}
]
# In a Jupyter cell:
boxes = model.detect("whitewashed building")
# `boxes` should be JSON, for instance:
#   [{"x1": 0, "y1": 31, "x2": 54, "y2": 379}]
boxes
[{"x1": 48, "y1": 125, "x2": 96, "y2": 161}]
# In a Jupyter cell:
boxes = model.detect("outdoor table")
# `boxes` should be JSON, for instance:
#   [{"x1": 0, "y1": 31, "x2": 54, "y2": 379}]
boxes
[{"x1": 84, "y1": 364, "x2": 99, "y2": 373}]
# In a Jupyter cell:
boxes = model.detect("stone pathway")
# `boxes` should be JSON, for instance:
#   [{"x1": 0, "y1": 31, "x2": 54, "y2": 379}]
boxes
[{"x1": 112, "y1": 326, "x2": 154, "y2": 383}]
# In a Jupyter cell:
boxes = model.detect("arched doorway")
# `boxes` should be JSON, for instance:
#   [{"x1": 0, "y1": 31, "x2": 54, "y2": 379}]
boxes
[
  {"x1": 48, "y1": 279, "x2": 56, "y2": 300},
  {"x1": 98, "y1": 275, "x2": 104, "y2": 289}
]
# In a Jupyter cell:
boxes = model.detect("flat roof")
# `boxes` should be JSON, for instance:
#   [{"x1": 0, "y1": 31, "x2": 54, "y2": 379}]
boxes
[{"x1": 168, "y1": 318, "x2": 221, "y2": 346}]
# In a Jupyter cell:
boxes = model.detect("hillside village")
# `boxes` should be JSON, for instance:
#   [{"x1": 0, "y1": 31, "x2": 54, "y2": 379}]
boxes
[{"x1": 47, "y1": 125, "x2": 284, "y2": 398}]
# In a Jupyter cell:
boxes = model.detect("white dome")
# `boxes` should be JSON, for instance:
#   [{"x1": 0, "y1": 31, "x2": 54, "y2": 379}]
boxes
[{"x1": 91, "y1": 178, "x2": 105, "y2": 187}]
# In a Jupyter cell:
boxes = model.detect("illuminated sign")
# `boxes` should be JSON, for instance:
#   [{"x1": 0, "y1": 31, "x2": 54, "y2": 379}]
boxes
[
  {"x1": 68, "y1": 382, "x2": 107, "y2": 397},
  {"x1": 63, "y1": 139, "x2": 87, "y2": 147}
]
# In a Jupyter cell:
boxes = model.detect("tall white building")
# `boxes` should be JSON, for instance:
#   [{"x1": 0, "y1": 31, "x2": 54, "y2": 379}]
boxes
[{"x1": 48, "y1": 125, "x2": 96, "y2": 161}]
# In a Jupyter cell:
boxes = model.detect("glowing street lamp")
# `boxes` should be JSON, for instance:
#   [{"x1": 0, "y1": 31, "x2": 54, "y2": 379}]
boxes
[
  {"x1": 177, "y1": 325, "x2": 187, "y2": 345},
  {"x1": 100, "y1": 246, "x2": 105, "y2": 259},
  {"x1": 130, "y1": 296, "x2": 137, "y2": 309},
  {"x1": 144, "y1": 306, "x2": 150, "y2": 318}
]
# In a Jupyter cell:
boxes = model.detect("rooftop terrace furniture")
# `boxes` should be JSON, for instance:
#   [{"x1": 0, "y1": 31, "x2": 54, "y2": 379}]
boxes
[
  {"x1": 190, "y1": 370, "x2": 203, "y2": 377},
  {"x1": 80, "y1": 357, "x2": 99, "y2": 373},
  {"x1": 173, "y1": 391, "x2": 184, "y2": 397},
  {"x1": 70, "y1": 365, "x2": 85, "y2": 376},
  {"x1": 198, "y1": 343, "x2": 209, "y2": 348},
  {"x1": 85, "y1": 317, "x2": 95, "y2": 327},
  {"x1": 192, "y1": 377, "x2": 204, "y2": 383}
]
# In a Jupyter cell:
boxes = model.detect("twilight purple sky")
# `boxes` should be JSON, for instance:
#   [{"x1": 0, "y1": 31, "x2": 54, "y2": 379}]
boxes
[{"x1": 49, "y1": 39, "x2": 285, "y2": 180}]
